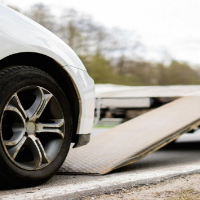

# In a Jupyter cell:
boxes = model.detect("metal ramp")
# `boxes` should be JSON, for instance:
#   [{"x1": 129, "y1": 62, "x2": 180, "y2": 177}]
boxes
[{"x1": 59, "y1": 96, "x2": 200, "y2": 174}]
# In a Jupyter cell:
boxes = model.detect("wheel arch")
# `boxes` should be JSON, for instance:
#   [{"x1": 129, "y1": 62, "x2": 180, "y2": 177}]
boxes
[{"x1": 0, "y1": 52, "x2": 80, "y2": 144}]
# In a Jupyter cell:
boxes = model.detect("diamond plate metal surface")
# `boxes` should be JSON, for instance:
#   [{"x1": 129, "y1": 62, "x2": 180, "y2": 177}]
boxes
[{"x1": 59, "y1": 96, "x2": 200, "y2": 174}]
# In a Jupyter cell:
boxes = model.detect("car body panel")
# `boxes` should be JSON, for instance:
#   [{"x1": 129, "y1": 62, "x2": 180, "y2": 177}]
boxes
[
  {"x1": 0, "y1": 4, "x2": 95, "y2": 135},
  {"x1": 0, "y1": 4, "x2": 86, "y2": 71}
]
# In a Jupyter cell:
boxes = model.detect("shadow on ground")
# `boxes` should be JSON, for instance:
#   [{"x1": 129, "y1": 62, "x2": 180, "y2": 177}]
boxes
[{"x1": 112, "y1": 141, "x2": 200, "y2": 174}]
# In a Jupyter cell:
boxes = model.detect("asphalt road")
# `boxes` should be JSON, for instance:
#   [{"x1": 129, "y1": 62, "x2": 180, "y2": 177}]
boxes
[{"x1": 1, "y1": 129, "x2": 200, "y2": 199}]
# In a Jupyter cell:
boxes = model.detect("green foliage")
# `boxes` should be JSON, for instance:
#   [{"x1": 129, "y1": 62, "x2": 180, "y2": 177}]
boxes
[
  {"x1": 81, "y1": 56, "x2": 200, "y2": 85},
  {"x1": 80, "y1": 55, "x2": 115, "y2": 83},
  {"x1": 80, "y1": 55, "x2": 137, "y2": 85},
  {"x1": 167, "y1": 61, "x2": 200, "y2": 85}
]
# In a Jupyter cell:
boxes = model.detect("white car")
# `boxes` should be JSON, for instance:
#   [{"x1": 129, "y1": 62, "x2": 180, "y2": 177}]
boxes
[{"x1": 0, "y1": 4, "x2": 95, "y2": 187}]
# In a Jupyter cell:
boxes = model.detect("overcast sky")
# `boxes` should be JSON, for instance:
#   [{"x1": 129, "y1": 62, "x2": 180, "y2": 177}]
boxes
[{"x1": 2, "y1": 0, "x2": 200, "y2": 65}]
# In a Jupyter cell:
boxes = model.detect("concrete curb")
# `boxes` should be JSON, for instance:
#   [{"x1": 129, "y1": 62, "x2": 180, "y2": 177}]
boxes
[{"x1": 2, "y1": 163, "x2": 200, "y2": 200}]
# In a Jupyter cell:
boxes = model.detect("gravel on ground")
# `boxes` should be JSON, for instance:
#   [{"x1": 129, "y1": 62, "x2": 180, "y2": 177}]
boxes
[{"x1": 83, "y1": 173, "x2": 200, "y2": 200}]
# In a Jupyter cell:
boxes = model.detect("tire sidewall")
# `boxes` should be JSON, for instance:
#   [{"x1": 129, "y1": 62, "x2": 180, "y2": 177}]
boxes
[{"x1": 0, "y1": 67, "x2": 72, "y2": 186}]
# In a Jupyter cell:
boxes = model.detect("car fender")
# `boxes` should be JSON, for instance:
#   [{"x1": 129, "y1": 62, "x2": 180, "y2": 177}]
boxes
[{"x1": 0, "y1": 4, "x2": 95, "y2": 135}]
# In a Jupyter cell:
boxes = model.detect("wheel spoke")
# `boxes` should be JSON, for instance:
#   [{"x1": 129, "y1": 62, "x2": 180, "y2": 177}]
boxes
[
  {"x1": 25, "y1": 87, "x2": 43, "y2": 120},
  {"x1": 4, "y1": 106, "x2": 25, "y2": 146},
  {"x1": 10, "y1": 94, "x2": 27, "y2": 119},
  {"x1": 7, "y1": 136, "x2": 27, "y2": 159},
  {"x1": 5, "y1": 105, "x2": 24, "y2": 117},
  {"x1": 26, "y1": 87, "x2": 43, "y2": 120},
  {"x1": 28, "y1": 88, "x2": 53, "y2": 121},
  {"x1": 4, "y1": 129, "x2": 25, "y2": 146},
  {"x1": 35, "y1": 93, "x2": 53, "y2": 120},
  {"x1": 26, "y1": 135, "x2": 42, "y2": 169},
  {"x1": 36, "y1": 119, "x2": 64, "y2": 138},
  {"x1": 36, "y1": 139, "x2": 50, "y2": 163}
]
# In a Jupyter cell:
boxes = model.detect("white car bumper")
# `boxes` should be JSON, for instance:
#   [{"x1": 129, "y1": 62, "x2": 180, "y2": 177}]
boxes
[{"x1": 64, "y1": 65, "x2": 95, "y2": 135}]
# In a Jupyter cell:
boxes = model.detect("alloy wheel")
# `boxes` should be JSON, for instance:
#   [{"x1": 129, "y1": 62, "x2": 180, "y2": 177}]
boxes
[{"x1": 1, "y1": 86, "x2": 65, "y2": 170}]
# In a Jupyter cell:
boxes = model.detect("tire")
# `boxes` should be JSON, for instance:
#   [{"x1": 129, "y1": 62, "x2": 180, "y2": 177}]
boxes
[{"x1": 0, "y1": 66, "x2": 72, "y2": 188}]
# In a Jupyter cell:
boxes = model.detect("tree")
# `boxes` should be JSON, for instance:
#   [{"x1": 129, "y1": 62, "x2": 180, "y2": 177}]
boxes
[
  {"x1": 8, "y1": 5, "x2": 21, "y2": 12},
  {"x1": 167, "y1": 61, "x2": 200, "y2": 85},
  {"x1": 25, "y1": 3, "x2": 55, "y2": 32},
  {"x1": 155, "y1": 63, "x2": 169, "y2": 85},
  {"x1": 7, "y1": 3, "x2": 200, "y2": 86}
]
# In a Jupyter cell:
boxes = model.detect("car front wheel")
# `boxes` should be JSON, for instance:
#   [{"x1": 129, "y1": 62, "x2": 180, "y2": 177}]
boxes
[{"x1": 0, "y1": 66, "x2": 72, "y2": 188}]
